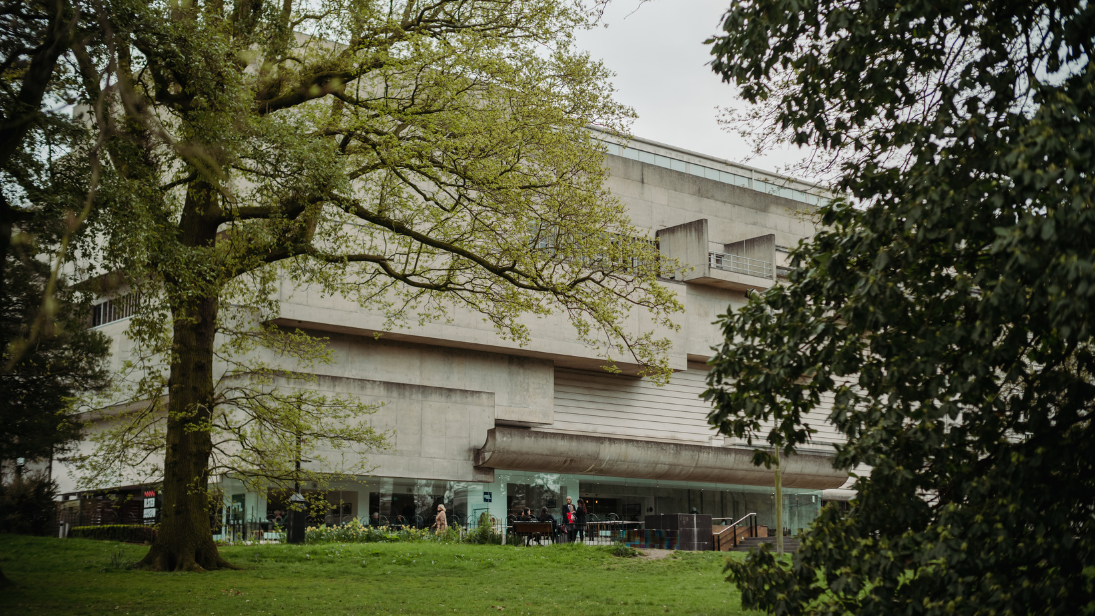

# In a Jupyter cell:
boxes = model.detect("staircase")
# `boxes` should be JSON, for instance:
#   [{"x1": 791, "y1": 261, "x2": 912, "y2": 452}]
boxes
[{"x1": 730, "y1": 536, "x2": 800, "y2": 553}]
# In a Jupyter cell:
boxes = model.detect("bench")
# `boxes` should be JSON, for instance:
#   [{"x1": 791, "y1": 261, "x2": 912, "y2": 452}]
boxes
[{"x1": 511, "y1": 521, "x2": 554, "y2": 545}]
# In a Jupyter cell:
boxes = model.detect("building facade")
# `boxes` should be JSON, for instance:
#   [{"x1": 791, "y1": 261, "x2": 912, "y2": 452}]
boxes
[{"x1": 63, "y1": 134, "x2": 852, "y2": 537}]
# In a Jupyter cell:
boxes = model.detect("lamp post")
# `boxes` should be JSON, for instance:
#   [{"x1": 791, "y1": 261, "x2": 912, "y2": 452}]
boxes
[
  {"x1": 287, "y1": 431, "x2": 307, "y2": 544},
  {"x1": 774, "y1": 447, "x2": 784, "y2": 556}
]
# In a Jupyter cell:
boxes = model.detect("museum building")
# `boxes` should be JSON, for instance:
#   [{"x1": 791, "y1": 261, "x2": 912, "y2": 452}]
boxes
[{"x1": 62, "y1": 133, "x2": 854, "y2": 539}]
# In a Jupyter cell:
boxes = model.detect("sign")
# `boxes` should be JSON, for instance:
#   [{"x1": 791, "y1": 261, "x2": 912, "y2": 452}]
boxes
[
  {"x1": 142, "y1": 489, "x2": 159, "y2": 525},
  {"x1": 483, "y1": 492, "x2": 492, "y2": 503}
]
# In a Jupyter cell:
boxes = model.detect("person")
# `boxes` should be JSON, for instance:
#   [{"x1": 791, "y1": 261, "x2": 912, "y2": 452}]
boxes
[
  {"x1": 369, "y1": 511, "x2": 381, "y2": 527},
  {"x1": 537, "y1": 506, "x2": 556, "y2": 544},
  {"x1": 575, "y1": 498, "x2": 589, "y2": 544},
  {"x1": 561, "y1": 496, "x2": 576, "y2": 543},
  {"x1": 513, "y1": 507, "x2": 535, "y2": 545},
  {"x1": 431, "y1": 504, "x2": 448, "y2": 534}
]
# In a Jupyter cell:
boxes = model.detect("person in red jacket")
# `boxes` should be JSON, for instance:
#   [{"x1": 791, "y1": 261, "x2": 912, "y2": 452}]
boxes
[{"x1": 561, "y1": 496, "x2": 577, "y2": 543}]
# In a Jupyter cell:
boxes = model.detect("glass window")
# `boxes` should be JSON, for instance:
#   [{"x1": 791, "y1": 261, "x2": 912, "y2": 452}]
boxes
[
  {"x1": 653, "y1": 154, "x2": 672, "y2": 168},
  {"x1": 669, "y1": 158, "x2": 687, "y2": 172},
  {"x1": 638, "y1": 150, "x2": 657, "y2": 164},
  {"x1": 622, "y1": 147, "x2": 640, "y2": 161}
]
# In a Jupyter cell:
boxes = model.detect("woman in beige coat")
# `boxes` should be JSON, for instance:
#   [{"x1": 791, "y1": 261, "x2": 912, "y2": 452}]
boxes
[{"x1": 431, "y1": 504, "x2": 448, "y2": 534}]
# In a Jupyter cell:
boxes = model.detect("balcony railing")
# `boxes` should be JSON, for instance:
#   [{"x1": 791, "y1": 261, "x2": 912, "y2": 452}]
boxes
[{"x1": 709, "y1": 252, "x2": 773, "y2": 279}]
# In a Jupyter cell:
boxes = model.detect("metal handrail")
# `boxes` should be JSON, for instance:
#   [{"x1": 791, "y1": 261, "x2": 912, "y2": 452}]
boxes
[
  {"x1": 709, "y1": 251, "x2": 773, "y2": 279},
  {"x1": 730, "y1": 512, "x2": 758, "y2": 527},
  {"x1": 713, "y1": 512, "x2": 758, "y2": 550}
]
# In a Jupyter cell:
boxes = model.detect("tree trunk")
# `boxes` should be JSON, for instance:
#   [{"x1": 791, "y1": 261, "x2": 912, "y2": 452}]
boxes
[
  {"x1": 137, "y1": 290, "x2": 236, "y2": 572},
  {"x1": 138, "y1": 180, "x2": 235, "y2": 572},
  {"x1": 0, "y1": 564, "x2": 12, "y2": 589}
]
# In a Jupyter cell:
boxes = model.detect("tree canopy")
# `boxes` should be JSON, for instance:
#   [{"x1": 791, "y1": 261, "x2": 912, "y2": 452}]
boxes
[
  {"x1": 704, "y1": 0, "x2": 1095, "y2": 613},
  {"x1": 72, "y1": 0, "x2": 679, "y2": 572}
]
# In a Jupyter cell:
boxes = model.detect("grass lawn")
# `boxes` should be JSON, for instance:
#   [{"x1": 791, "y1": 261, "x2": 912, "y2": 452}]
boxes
[{"x1": 0, "y1": 535, "x2": 762, "y2": 615}]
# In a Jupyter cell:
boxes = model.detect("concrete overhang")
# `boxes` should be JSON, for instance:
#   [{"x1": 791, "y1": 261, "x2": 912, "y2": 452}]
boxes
[
  {"x1": 474, "y1": 427, "x2": 847, "y2": 490},
  {"x1": 687, "y1": 270, "x2": 773, "y2": 292}
]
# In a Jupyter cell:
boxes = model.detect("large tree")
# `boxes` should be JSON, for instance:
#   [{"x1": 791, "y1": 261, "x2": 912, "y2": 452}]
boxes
[
  {"x1": 76, "y1": 0, "x2": 680, "y2": 572},
  {"x1": 703, "y1": 0, "x2": 1095, "y2": 613}
]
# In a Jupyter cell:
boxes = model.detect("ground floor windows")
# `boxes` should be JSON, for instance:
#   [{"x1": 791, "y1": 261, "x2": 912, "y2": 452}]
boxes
[{"x1": 217, "y1": 469, "x2": 825, "y2": 540}]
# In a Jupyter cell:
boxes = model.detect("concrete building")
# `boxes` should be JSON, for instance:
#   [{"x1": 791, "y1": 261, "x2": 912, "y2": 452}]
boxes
[{"x1": 62, "y1": 134, "x2": 852, "y2": 537}]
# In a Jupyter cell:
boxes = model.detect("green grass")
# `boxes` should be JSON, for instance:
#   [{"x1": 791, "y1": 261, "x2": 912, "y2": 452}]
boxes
[{"x1": 0, "y1": 535, "x2": 761, "y2": 615}]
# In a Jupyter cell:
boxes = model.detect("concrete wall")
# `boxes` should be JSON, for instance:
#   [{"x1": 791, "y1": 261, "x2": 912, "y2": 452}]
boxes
[{"x1": 304, "y1": 374, "x2": 496, "y2": 483}]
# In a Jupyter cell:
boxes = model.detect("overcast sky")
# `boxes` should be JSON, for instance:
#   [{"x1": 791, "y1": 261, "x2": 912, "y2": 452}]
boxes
[{"x1": 574, "y1": 0, "x2": 810, "y2": 176}]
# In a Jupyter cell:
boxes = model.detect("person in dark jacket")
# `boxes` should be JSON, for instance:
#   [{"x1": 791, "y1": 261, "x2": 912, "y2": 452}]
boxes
[
  {"x1": 575, "y1": 498, "x2": 589, "y2": 543},
  {"x1": 538, "y1": 506, "x2": 556, "y2": 545}
]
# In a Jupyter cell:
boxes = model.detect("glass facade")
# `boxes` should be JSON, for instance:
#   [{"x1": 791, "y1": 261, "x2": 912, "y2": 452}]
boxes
[{"x1": 221, "y1": 470, "x2": 824, "y2": 538}]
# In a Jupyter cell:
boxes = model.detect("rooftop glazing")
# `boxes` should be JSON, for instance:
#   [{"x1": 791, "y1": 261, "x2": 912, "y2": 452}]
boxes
[{"x1": 597, "y1": 139, "x2": 829, "y2": 207}]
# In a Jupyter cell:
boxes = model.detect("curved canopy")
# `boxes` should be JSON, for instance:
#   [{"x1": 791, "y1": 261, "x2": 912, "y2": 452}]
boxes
[{"x1": 474, "y1": 428, "x2": 847, "y2": 490}]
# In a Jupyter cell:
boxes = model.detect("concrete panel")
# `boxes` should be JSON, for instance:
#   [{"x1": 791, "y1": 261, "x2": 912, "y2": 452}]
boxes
[{"x1": 305, "y1": 375, "x2": 496, "y2": 483}]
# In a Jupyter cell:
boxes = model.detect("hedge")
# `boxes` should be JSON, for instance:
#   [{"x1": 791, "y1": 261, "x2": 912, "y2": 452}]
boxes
[{"x1": 69, "y1": 525, "x2": 158, "y2": 543}]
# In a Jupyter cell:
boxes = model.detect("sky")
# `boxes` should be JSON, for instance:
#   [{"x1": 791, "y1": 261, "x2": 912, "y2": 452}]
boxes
[{"x1": 574, "y1": 0, "x2": 811, "y2": 176}]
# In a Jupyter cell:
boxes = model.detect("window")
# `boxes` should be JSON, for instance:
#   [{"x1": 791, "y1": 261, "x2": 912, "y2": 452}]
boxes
[{"x1": 91, "y1": 293, "x2": 138, "y2": 327}]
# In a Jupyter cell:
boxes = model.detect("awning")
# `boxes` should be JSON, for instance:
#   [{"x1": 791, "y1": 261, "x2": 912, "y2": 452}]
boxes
[{"x1": 474, "y1": 428, "x2": 848, "y2": 490}]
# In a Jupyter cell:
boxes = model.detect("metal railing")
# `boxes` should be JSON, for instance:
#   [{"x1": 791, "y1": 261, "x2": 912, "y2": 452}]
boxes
[
  {"x1": 712, "y1": 512, "x2": 759, "y2": 550},
  {"x1": 709, "y1": 252, "x2": 773, "y2": 279}
]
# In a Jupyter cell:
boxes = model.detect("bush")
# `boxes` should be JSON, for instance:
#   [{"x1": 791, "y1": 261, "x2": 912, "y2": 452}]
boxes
[
  {"x1": 0, "y1": 473, "x2": 58, "y2": 536},
  {"x1": 306, "y1": 517, "x2": 463, "y2": 544},
  {"x1": 69, "y1": 525, "x2": 157, "y2": 543},
  {"x1": 606, "y1": 541, "x2": 641, "y2": 558},
  {"x1": 463, "y1": 512, "x2": 502, "y2": 545}
]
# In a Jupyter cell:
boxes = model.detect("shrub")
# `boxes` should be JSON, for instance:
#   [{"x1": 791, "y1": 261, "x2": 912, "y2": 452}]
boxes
[
  {"x1": 606, "y1": 541, "x2": 641, "y2": 558},
  {"x1": 100, "y1": 546, "x2": 138, "y2": 572},
  {"x1": 69, "y1": 525, "x2": 157, "y2": 543},
  {"x1": 305, "y1": 517, "x2": 462, "y2": 544},
  {"x1": 0, "y1": 473, "x2": 58, "y2": 536},
  {"x1": 463, "y1": 512, "x2": 502, "y2": 545}
]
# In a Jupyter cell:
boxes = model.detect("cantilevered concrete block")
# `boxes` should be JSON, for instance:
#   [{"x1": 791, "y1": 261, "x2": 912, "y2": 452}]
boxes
[{"x1": 657, "y1": 220, "x2": 774, "y2": 292}]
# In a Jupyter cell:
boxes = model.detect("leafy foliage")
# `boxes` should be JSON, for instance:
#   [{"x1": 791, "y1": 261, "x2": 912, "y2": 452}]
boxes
[
  {"x1": 704, "y1": 0, "x2": 1095, "y2": 613},
  {"x1": 464, "y1": 512, "x2": 504, "y2": 545},
  {"x1": 1, "y1": 0, "x2": 106, "y2": 365},
  {"x1": 0, "y1": 473, "x2": 59, "y2": 536},
  {"x1": 0, "y1": 254, "x2": 110, "y2": 463}
]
